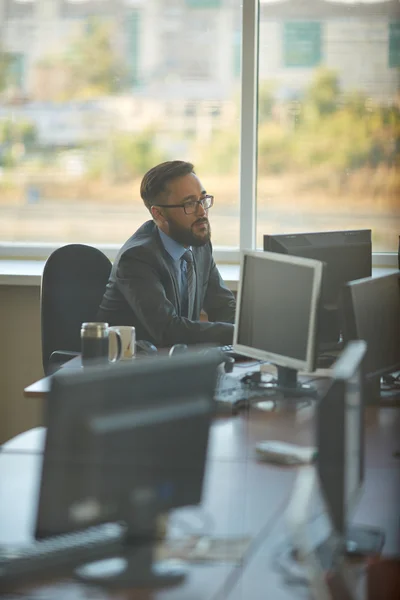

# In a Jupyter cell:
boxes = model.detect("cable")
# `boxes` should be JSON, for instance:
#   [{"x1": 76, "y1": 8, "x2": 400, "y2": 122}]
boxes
[{"x1": 210, "y1": 493, "x2": 292, "y2": 600}]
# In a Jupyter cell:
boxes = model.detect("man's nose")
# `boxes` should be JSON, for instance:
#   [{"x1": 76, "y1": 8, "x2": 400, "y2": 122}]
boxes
[{"x1": 196, "y1": 201, "x2": 206, "y2": 217}]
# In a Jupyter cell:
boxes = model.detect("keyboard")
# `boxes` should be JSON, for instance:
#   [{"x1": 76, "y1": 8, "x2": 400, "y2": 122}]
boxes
[{"x1": 0, "y1": 522, "x2": 125, "y2": 590}]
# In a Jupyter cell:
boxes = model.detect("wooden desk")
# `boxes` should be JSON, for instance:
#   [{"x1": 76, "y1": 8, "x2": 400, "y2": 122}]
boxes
[
  {"x1": 24, "y1": 356, "x2": 81, "y2": 398},
  {"x1": 24, "y1": 374, "x2": 52, "y2": 398},
  {"x1": 1, "y1": 404, "x2": 399, "y2": 600}
]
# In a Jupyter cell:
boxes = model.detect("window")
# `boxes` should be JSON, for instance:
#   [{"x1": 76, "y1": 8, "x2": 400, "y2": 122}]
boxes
[
  {"x1": 5, "y1": 0, "x2": 36, "y2": 20},
  {"x1": 0, "y1": 0, "x2": 398, "y2": 260},
  {"x1": 0, "y1": 0, "x2": 241, "y2": 248},
  {"x1": 283, "y1": 21, "x2": 322, "y2": 68},
  {"x1": 186, "y1": 0, "x2": 221, "y2": 7},
  {"x1": 257, "y1": 3, "x2": 400, "y2": 253},
  {"x1": 125, "y1": 11, "x2": 140, "y2": 87},
  {"x1": 389, "y1": 21, "x2": 400, "y2": 68},
  {"x1": 60, "y1": 1, "x2": 115, "y2": 19}
]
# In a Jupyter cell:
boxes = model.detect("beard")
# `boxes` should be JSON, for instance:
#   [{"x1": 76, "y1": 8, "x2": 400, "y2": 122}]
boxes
[{"x1": 167, "y1": 217, "x2": 211, "y2": 247}]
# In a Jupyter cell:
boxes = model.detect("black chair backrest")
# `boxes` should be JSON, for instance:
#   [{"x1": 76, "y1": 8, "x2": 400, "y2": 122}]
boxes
[{"x1": 41, "y1": 244, "x2": 112, "y2": 374}]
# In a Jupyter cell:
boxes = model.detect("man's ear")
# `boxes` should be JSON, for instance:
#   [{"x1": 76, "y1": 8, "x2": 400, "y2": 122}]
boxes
[
  {"x1": 151, "y1": 206, "x2": 165, "y2": 223},
  {"x1": 150, "y1": 206, "x2": 168, "y2": 226}
]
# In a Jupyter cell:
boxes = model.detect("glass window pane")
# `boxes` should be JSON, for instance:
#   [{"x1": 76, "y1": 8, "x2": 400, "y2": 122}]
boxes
[
  {"x1": 0, "y1": 0, "x2": 240, "y2": 247},
  {"x1": 5, "y1": 0, "x2": 36, "y2": 20},
  {"x1": 257, "y1": 2, "x2": 400, "y2": 252}
]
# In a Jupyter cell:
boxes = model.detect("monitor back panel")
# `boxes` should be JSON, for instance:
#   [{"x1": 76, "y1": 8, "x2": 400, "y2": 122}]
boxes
[
  {"x1": 35, "y1": 354, "x2": 219, "y2": 538},
  {"x1": 264, "y1": 230, "x2": 372, "y2": 306},
  {"x1": 340, "y1": 273, "x2": 400, "y2": 377}
]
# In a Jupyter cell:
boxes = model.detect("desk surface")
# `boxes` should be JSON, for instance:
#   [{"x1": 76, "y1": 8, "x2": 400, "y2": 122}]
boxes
[
  {"x1": 1, "y1": 403, "x2": 399, "y2": 600},
  {"x1": 24, "y1": 355, "x2": 81, "y2": 398}
]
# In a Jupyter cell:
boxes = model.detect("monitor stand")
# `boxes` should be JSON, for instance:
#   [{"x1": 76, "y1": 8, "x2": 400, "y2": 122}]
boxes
[
  {"x1": 74, "y1": 525, "x2": 186, "y2": 588},
  {"x1": 263, "y1": 366, "x2": 319, "y2": 399},
  {"x1": 313, "y1": 525, "x2": 385, "y2": 568}
]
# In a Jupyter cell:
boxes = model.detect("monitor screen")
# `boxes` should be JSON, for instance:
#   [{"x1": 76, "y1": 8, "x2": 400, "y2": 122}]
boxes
[
  {"x1": 340, "y1": 272, "x2": 400, "y2": 378},
  {"x1": 234, "y1": 250, "x2": 323, "y2": 372},
  {"x1": 316, "y1": 340, "x2": 367, "y2": 535},
  {"x1": 35, "y1": 352, "x2": 220, "y2": 540},
  {"x1": 263, "y1": 229, "x2": 372, "y2": 307}
]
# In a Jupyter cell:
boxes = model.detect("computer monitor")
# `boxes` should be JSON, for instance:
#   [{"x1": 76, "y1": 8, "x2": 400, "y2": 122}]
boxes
[
  {"x1": 316, "y1": 340, "x2": 384, "y2": 555},
  {"x1": 35, "y1": 351, "x2": 221, "y2": 588},
  {"x1": 233, "y1": 250, "x2": 323, "y2": 397},
  {"x1": 264, "y1": 229, "x2": 372, "y2": 348},
  {"x1": 263, "y1": 229, "x2": 372, "y2": 306},
  {"x1": 287, "y1": 467, "x2": 357, "y2": 600},
  {"x1": 340, "y1": 272, "x2": 400, "y2": 379}
]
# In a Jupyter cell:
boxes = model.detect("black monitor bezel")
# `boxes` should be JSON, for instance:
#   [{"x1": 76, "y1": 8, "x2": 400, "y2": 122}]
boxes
[
  {"x1": 35, "y1": 352, "x2": 220, "y2": 540},
  {"x1": 340, "y1": 272, "x2": 400, "y2": 379},
  {"x1": 263, "y1": 229, "x2": 372, "y2": 305},
  {"x1": 316, "y1": 340, "x2": 367, "y2": 535},
  {"x1": 233, "y1": 249, "x2": 323, "y2": 373}
]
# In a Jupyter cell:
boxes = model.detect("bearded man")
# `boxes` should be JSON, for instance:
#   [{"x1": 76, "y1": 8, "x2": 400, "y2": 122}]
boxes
[{"x1": 97, "y1": 160, "x2": 236, "y2": 347}]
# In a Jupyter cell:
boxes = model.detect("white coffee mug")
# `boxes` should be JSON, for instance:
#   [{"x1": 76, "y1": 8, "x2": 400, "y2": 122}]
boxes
[{"x1": 109, "y1": 326, "x2": 136, "y2": 361}]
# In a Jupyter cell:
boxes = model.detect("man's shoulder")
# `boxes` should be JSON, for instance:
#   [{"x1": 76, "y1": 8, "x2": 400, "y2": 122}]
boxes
[{"x1": 118, "y1": 220, "x2": 160, "y2": 258}]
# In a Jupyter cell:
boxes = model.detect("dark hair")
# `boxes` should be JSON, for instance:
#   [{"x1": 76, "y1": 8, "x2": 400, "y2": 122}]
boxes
[{"x1": 140, "y1": 160, "x2": 195, "y2": 212}]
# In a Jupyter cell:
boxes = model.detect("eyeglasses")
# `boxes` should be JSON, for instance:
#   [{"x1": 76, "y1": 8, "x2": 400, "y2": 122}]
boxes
[{"x1": 152, "y1": 195, "x2": 214, "y2": 215}]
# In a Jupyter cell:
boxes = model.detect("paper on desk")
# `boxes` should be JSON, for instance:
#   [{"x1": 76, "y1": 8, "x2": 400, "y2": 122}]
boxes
[{"x1": 157, "y1": 535, "x2": 252, "y2": 563}]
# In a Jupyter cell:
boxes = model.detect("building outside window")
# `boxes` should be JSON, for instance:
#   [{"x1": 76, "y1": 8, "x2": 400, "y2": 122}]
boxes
[
  {"x1": 0, "y1": 0, "x2": 398, "y2": 255},
  {"x1": 256, "y1": 0, "x2": 400, "y2": 252}
]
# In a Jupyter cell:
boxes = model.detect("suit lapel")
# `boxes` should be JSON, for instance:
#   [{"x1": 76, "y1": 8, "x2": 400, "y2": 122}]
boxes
[
  {"x1": 153, "y1": 227, "x2": 181, "y2": 314},
  {"x1": 168, "y1": 258, "x2": 181, "y2": 314}
]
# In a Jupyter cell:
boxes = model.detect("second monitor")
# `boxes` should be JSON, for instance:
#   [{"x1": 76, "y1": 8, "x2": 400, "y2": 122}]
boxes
[
  {"x1": 233, "y1": 250, "x2": 323, "y2": 397},
  {"x1": 263, "y1": 229, "x2": 372, "y2": 348},
  {"x1": 340, "y1": 271, "x2": 400, "y2": 401}
]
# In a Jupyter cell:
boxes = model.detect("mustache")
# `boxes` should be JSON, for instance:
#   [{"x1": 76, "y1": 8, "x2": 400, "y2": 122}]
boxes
[{"x1": 193, "y1": 218, "x2": 209, "y2": 225}]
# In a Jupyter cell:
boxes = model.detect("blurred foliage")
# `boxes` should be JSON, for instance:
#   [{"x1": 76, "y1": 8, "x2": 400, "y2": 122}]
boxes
[
  {"x1": 0, "y1": 119, "x2": 37, "y2": 146},
  {"x1": 304, "y1": 68, "x2": 340, "y2": 117},
  {"x1": 62, "y1": 17, "x2": 127, "y2": 99},
  {"x1": 87, "y1": 129, "x2": 165, "y2": 182},
  {"x1": 258, "y1": 81, "x2": 276, "y2": 122},
  {"x1": 0, "y1": 118, "x2": 37, "y2": 167},
  {"x1": 194, "y1": 129, "x2": 239, "y2": 174},
  {"x1": 195, "y1": 67, "x2": 400, "y2": 176},
  {"x1": 1, "y1": 61, "x2": 399, "y2": 189},
  {"x1": 258, "y1": 122, "x2": 292, "y2": 174}
]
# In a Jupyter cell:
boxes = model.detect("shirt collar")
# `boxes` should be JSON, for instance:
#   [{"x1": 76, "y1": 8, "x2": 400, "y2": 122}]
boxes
[{"x1": 158, "y1": 228, "x2": 189, "y2": 262}]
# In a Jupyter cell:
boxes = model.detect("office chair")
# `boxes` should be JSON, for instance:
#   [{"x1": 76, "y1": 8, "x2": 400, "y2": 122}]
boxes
[{"x1": 41, "y1": 244, "x2": 112, "y2": 375}]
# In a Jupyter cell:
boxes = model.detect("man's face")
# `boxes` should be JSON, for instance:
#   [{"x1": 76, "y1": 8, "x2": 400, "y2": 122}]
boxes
[{"x1": 154, "y1": 173, "x2": 211, "y2": 247}]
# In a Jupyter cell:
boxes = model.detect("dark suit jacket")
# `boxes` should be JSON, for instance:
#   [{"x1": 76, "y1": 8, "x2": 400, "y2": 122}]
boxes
[{"x1": 97, "y1": 221, "x2": 236, "y2": 346}]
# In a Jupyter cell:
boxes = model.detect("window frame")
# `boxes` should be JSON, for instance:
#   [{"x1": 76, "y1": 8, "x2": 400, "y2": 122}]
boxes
[{"x1": 0, "y1": 0, "x2": 397, "y2": 268}]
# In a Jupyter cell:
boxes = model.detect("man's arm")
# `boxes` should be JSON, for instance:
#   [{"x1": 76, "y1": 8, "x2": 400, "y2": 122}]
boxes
[
  {"x1": 203, "y1": 257, "x2": 236, "y2": 324},
  {"x1": 116, "y1": 251, "x2": 234, "y2": 347}
]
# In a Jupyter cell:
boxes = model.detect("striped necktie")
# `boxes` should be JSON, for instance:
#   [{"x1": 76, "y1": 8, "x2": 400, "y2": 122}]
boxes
[{"x1": 183, "y1": 249, "x2": 195, "y2": 320}]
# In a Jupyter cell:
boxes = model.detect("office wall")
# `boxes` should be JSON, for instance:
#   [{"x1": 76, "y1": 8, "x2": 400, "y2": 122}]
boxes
[{"x1": 0, "y1": 286, "x2": 44, "y2": 444}]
